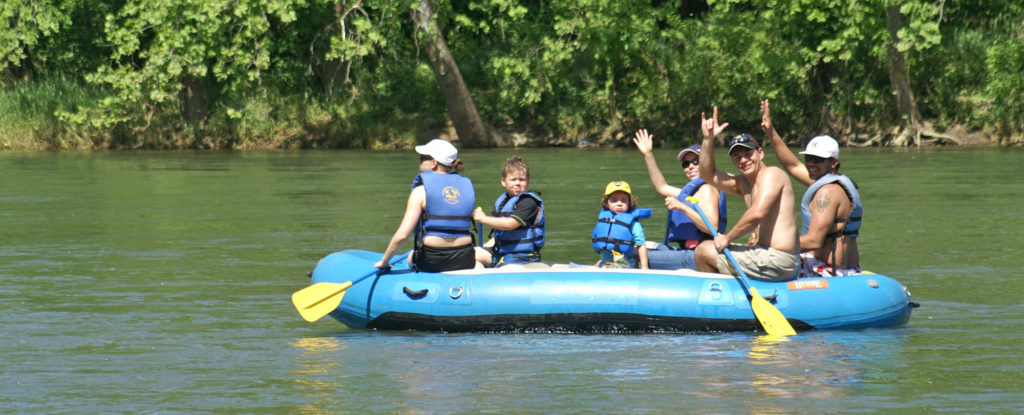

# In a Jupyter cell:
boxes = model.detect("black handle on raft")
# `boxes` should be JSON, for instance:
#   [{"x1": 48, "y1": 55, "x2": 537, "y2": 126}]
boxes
[{"x1": 403, "y1": 287, "x2": 429, "y2": 299}]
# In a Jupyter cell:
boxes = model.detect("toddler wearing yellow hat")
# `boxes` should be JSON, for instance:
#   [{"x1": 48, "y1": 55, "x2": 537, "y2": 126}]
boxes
[{"x1": 591, "y1": 181, "x2": 651, "y2": 269}]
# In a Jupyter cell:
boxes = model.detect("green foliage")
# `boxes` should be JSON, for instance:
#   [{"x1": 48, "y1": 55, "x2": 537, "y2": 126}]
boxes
[
  {"x1": 0, "y1": 75, "x2": 110, "y2": 150},
  {"x1": 982, "y1": 36, "x2": 1024, "y2": 138},
  {"x1": 0, "y1": 0, "x2": 72, "y2": 74},
  {"x1": 1, "y1": 0, "x2": 1023, "y2": 150},
  {"x1": 913, "y1": 1, "x2": 1024, "y2": 138}
]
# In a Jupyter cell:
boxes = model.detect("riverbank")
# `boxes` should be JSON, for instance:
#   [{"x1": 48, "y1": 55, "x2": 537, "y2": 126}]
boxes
[
  {"x1": 1, "y1": 76, "x2": 1018, "y2": 152},
  {"x1": 0, "y1": 119, "x2": 1015, "y2": 152}
]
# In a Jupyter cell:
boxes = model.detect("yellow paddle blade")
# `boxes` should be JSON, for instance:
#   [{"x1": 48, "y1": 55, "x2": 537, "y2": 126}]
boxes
[
  {"x1": 291, "y1": 282, "x2": 353, "y2": 322},
  {"x1": 748, "y1": 286, "x2": 797, "y2": 336}
]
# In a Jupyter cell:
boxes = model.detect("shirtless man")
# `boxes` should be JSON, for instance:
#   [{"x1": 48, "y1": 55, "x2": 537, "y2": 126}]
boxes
[
  {"x1": 694, "y1": 106, "x2": 800, "y2": 281},
  {"x1": 760, "y1": 100, "x2": 862, "y2": 277}
]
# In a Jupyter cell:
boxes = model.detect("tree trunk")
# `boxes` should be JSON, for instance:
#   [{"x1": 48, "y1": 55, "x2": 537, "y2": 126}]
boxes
[
  {"x1": 182, "y1": 75, "x2": 209, "y2": 124},
  {"x1": 411, "y1": 1, "x2": 494, "y2": 147},
  {"x1": 318, "y1": 2, "x2": 349, "y2": 99},
  {"x1": 885, "y1": 6, "x2": 922, "y2": 147}
]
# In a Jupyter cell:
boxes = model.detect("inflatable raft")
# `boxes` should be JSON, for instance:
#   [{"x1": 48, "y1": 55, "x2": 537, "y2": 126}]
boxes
[{"x1": 304, "y1": 249, "x2": 914, "y2": 333}]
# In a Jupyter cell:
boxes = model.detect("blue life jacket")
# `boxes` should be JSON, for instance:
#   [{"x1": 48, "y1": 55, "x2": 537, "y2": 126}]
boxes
[
  {"x1": 492, "y1": 191, "x2": 545, "y2": 255},
  {"x1": 415, "y1": 171, "x2": 475, "y2": 239},
  {"x1": 591, "y1": 208, "x2": 652, "y2": 258},
  {"x1": 801, "y1": 173, "x2": 862, "y2": 238},
  {"x1": 664, "y1": 178, "x2": 727, "y2": 246}
]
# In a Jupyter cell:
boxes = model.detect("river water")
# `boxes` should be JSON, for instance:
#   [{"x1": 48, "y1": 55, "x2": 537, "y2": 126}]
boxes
[{"x1": 1, "y1": 148, "x2": 1021, "y2": 413}]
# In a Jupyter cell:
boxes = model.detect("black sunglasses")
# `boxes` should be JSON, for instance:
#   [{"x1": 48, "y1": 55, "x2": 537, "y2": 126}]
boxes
[
  {"x1": 419, "y1": 154, "x2": 434, "y2": 162},
  {"x1": 804, "y1": 155, "x2": 830, "y2": 164},
  {"x1": 680, "y1": 158, "x2": 699, "y2": 167}
]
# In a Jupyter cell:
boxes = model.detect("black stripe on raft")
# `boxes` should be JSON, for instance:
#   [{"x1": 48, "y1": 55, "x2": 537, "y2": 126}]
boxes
[{"x1": 367, "y1": 312, "x2": 813, "y2": 334}]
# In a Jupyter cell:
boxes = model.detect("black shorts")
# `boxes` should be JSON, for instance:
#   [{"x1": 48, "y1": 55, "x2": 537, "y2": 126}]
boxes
[{"x1": 412, "y1": 244, "x2": 476, "y2": 272}]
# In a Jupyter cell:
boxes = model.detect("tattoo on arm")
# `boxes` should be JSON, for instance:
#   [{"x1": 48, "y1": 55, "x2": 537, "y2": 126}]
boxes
[{"x1": 814, "y1": 192, "x2": 832, "y2": 213}]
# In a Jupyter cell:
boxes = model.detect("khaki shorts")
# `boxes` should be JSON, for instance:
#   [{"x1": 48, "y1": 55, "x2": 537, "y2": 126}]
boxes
[{"x1": 716, "y1": 245, "x2": 799, "y2": 282}]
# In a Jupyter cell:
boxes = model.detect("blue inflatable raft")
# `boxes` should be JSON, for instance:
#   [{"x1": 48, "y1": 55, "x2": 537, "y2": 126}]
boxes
[{"x1": 307, "y1": 250, "x2": 914, "y2": 333}]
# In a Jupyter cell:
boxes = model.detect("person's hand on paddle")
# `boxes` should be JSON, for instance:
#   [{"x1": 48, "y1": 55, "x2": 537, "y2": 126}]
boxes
[
  {"x1": 373, "y1": 258, "x2": 392, "y2": 270},
  {"x1": 633, "y1": 129, "x2": 655, "y2": 156},
  {"x1": 665, "y1": 196, "x2": 687, "y2": 212},
  {"x1": 472, "y1": 206, "x2": 487, "y2": 222},
  {"x1": 713, "y1": 234, "x2": 730, "y2": 252},
  {"x1": 701, "y1": 106, "x2": 729, "y2": 139}
]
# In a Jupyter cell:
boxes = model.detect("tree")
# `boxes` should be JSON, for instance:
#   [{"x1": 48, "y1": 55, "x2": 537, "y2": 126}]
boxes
[
  {"x1": 63, "y1": 0, "x2": 300, "y2": 138},
  {"x1": 0, "y1": 0, "x2": 72, "y2": 83},
  {"x1": 411, "y1": 0, "x2": 493, "y2": 147}
]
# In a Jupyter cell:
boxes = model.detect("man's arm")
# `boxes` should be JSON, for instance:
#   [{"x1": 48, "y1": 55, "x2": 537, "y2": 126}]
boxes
[
  {"x1": 800, "y1": 185, "x2": 843, "y2": 250},
  {"x1": 715, "y1": 168, "x2": 786, "y2": 250},
  {"x1": 761, "y1": 100, "x2": 812, "y2": 186},
  {"x1": 633, "y1": 129, "x2": 682, "y2": 198},
  {"x1": 698, "y1": 107, "x2": 743, "y2": 196}
]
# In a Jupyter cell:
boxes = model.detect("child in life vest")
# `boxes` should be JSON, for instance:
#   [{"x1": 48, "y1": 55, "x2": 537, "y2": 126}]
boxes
[
  {"x1": 592, "y1": 181, "x2": 650, "y2": 269},
  {"x1": 473, "y1": 156, "x2": 545, "y2": 266}
]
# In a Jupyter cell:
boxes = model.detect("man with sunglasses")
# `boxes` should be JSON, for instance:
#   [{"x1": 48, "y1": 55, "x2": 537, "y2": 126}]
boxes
[
  {"x1": 760, "y1": 100, "x2": 862, "y2": 277},
  {"x1": 633, "y1": 129, "x2": 727, "y2": 270},
  {"x1": 693, "y1": 107, "x2": 800, "y2": 281}
]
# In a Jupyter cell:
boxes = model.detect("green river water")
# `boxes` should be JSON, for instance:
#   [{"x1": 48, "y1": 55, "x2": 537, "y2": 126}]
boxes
[{"x1": 1, "y1": 147, "x2": 1021, "y2": 413}]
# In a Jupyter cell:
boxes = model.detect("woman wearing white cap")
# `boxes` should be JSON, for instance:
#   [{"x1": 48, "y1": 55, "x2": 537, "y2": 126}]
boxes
[
  {"x1": 374, "y1": 138, "x2": 478, "y2": 272},
  {"x1": 761, "y1": 100, "x2": 862, "y2": 277},
  {"x1": 633, "y1": 129, "x2": 727, "y2": 270}
]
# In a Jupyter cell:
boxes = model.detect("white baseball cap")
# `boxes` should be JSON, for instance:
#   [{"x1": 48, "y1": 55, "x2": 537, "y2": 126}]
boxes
[
  {"x1": 798, "y1": 135, "x2": 840, "y2": 159},
  {"x1": 415, "y1": 138, "x2": 458, "y2": 166}
]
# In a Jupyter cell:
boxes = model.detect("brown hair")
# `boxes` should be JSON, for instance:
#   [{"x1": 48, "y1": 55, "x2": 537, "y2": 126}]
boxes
[
  {"x1": 601, "y1": 192, "x2": 638, "y2": 210},
  {"x1": 437, "y1": 159, "x2": 465, "y2": 173},
  {"x1": 500, "y1": 156, "x2": 529, "y2": 179}
]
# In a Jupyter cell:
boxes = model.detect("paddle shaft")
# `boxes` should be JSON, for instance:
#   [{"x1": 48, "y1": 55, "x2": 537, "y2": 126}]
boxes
[
  {"x1": 685, "y1": 197, "x2": 755, "y2": 292},
  {"x1": 686, "y1": 196, "x2": 797, "y2": 336},
  {"x1": 353, "y1": 249, "x2": 410, "y2": 288}
]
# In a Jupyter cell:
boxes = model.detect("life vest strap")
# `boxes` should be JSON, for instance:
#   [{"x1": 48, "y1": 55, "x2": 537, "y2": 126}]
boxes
[
  {"x1": 425, "y1": 227, "x2": 471, "y2": 235},
  {"x1": 598, "y1": 217, "x2": 632, "y2": 227},
  {"x1": 495, "y1": 236, "x2": 541, "y2": 247},
  {"x1": 423, "y1": 213, "x2": 473, "y2": 221},
  {"x1": 593, "y1": 236, "x2": 634, "y2": 247}
]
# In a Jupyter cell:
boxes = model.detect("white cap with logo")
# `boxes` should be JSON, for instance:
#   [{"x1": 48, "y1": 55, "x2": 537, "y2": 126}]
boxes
[
  {"x1": 415, "y1": 138, "x2": 458, "y2": 166},
  {"x1": 798, "y1": 135, "x2": 840, "y2": 159}
]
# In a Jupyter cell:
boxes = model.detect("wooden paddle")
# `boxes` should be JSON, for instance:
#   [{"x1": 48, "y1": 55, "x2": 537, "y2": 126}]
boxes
[
  {"x1": 292, "y1": 251, "x2": 409, "y2": 322},
  {"x1": 686, "y1": 196, "x2": 797, "y2": 336}
]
